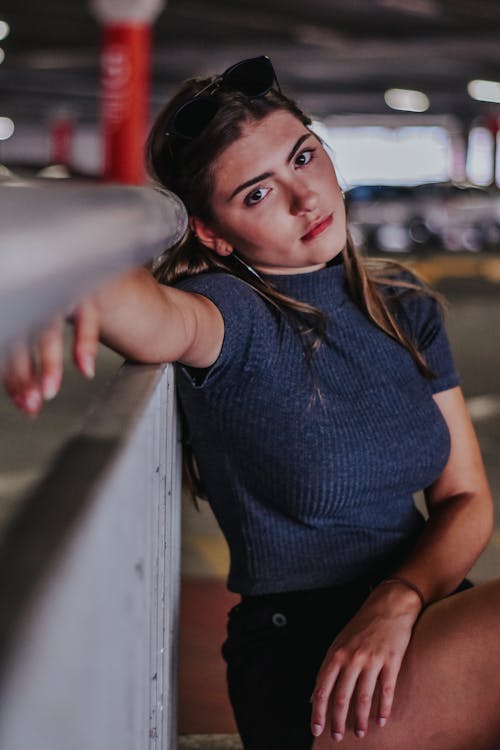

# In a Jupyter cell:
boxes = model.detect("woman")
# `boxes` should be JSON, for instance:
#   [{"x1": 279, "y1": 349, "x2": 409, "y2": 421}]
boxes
[{"x1": 3, "y1": 56, "x2": 500, "y2": 749}]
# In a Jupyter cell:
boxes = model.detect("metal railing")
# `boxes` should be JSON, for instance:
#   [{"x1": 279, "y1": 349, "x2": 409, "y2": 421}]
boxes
[
  {"x1": 0, "y1": 182, "x2": 186, "y2": 355},
  {"x1": 0, "y1": 182, "x2": 187, "y2": 750}
]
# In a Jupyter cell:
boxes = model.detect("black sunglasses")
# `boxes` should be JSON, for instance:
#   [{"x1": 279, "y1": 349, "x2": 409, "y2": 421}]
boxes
[{"x1": 165, "y1": 55, "x2": 281, "y2": 142}]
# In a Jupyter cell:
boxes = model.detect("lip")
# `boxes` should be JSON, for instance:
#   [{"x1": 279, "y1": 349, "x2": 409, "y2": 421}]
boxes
[{"x1": 301, "y1": 214, "x2": 333, "y2": 242}]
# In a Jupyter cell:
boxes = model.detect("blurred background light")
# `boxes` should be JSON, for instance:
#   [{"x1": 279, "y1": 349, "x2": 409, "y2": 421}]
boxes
[
  {"x1": 0, "y1": 48, "x2": 4, "y2": 64},
  {"x1": 384, "y1": 88, "x2": 430, "y2": 113},
  {"x1": 467, "y1": 79, "x2": 500, "y2": 104},
  {"x1": 0, "y1": 20, "x2": 9, "y2": 41},
  {"x1": 378, "y1": 0, "x2": 440, "y2": 18},
  {"x1": 328, "y1": 125, "x2": 450, "y2": 186},
  {"x1": 0, "y1": 117, "x2": 15, "y2": 140},
  {"x1": 466, "y1": 126, "x2": 494, "y2": 185}
]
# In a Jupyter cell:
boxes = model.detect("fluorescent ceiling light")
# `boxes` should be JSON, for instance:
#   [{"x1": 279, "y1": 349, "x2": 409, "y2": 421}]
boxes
[
  {"x1": 0, "y1": 117, "x2": 15, "y2": 140},
  {"x1": 468, "y1": 79, "x2": 500, "y2": 104},
  {"x1": 384, "y1": 88, "x2": 430, "y2": 112},
  {"x1": 0, "y1": 21, "x2": 9, "y2": 41},
  {"x1": 378, "y1": 0, "x2": 440, "y2": 18}
]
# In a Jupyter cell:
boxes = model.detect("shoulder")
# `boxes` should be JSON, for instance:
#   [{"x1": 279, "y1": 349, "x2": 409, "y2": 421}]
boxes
[
  {"x1": 173, "y1": 271, "x2": 277, "y2": 386},
  {"x1": 371, "y1": 259, "x2": 441, "y2": 318},
  {"x1": 173, "y1": 270, "x2": 268, "y2": 313},
  {"x1": 174, "y1": 270, "x2": 271, "y2": 321},
  {"x1": 365, "y1": 260, "x2": 460, "y2": 391},
  {"x1": 174, "y1": 269, "x2": 254, "y2": 294},
  {"x1": 367, "y1": 259, "x2": 431, "y2": 300},
  {"x1": 363, "y1": 259, "x2": 453, "y2": 361}
]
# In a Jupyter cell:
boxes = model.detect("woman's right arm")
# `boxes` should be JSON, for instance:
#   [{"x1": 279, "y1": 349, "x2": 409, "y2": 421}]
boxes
[
  {"x1": 92, "y1": 268, "x2": 224, "y2": 366},
  {"x1": 1, "y1": 268, "x2": 224, "y2": 415}
]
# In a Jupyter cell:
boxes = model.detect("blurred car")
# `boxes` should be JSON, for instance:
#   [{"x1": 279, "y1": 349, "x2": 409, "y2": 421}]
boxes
[
  {"x1": 412, "y1": 183, "x2": 500, "y2": 253},
  {"x1": 346, "y1": 182, "x2": 500, "y2": 255}
]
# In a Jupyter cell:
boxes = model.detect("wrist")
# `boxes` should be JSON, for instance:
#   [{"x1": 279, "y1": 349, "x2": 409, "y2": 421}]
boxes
[
  {"x1": 380, "y1": 576, "x2": 426, "y2": 610},
  {"x1": 377, "y1": 575, "x2": 427, "y2": 617},
  {"x1": 371, "y1": 577, "x2": 425, "y2": 620}
]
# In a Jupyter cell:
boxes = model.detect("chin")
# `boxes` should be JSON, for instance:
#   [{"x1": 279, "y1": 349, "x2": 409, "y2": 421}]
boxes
[{"x1": 313, "y1": 246, "x2": 342, "y2": 264}]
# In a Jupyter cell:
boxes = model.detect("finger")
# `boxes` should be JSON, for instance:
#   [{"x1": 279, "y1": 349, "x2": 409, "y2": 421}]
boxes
[
  {"x1": 72, "y1": 300, "x2": 99, "y2": 379},
  {"x1": 353, "y1": 667, "x2": 380, "y2": 738},
  {"x1": 2, "y1": 341, "x2": 42, "y2": 415},
  {"x1": 310, "y1": 661, "x2": 342, "y2": 738},
  {"x1": 376, "y1": 661, "x2": 400, "y2": 728},
  {"x1": 329, "y1": 666, "x2": 361, "y2": 742},
  {"x1": 39, "y1": 318, "x2": 64, "y2": 400}
]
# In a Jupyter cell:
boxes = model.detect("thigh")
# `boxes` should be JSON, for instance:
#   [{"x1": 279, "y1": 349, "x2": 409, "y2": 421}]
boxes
[{"x1": 313, "y1": 579, "x2": 500, "y2": 750}]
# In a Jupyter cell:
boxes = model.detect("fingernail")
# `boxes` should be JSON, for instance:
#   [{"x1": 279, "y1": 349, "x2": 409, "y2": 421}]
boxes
[
  {"x1": 312, "y1": 723, "x2": 322, "y2": 737},
  {"x1": 377, "y1": 717, "x2": 387, "y2": 728},
  {"x1": 42, "y1": 375, "x2": 59, "y2": 401},
  {"x1": 332, "y1": 732, "x2": 343, "y2": 742},
  {"x1": 355, "y1": 729, "x2": 366, "y2": 738},
  {"x1": 82, "y1": 355, "x2": 95, "y2": 379},
  {"x1": 25, "y1": 389, "x2": 42, "y2": 413}
]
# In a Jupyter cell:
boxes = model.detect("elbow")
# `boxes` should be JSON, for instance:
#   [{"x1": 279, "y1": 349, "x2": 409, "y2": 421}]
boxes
[
  {"x1": 479, "y1": 493, "x2": 495, "y2": 550},
  {"x1": 466, "y1": 487, "x2": 495, "y2": 556}
]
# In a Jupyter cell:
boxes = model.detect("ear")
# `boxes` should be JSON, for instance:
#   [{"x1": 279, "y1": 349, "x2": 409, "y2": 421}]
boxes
[{"x1": 190, "y1": 217, "x2": 234, "y2": 257}]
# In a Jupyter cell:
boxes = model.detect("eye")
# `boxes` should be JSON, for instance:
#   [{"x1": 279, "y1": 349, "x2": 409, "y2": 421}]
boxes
[
  {"x1": 244, "y1": 186, "x2": 271, "y2": 206},
  {"x1": 295, "y1": 148, "x2": 315, "y2": 167}
]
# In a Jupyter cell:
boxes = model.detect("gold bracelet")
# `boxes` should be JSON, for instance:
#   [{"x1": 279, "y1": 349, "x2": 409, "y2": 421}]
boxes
[{"x1": 378, "y1": 576, "x2": 426, "y2": 610}]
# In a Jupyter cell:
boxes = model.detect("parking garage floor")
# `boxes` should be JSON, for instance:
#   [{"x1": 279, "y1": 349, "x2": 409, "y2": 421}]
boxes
[{"x1": 0, "y1": 255, "x2": 499, "y2": 744}]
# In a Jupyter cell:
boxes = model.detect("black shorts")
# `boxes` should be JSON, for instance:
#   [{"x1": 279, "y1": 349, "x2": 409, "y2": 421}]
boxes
[{"x1": 221, "y1": 577, "x2": 474, "y2": 750}]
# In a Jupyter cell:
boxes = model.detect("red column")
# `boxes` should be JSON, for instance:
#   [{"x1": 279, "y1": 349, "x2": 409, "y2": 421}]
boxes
[
  {"x1": 101, "y1": 22, "x2": 150, "y2": 184},
  {"x1": 91, "y1": 0, "x2": 164, "y2": 184}
]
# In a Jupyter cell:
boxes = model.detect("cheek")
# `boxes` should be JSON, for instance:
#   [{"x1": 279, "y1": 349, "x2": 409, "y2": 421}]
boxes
[
  {"x1": 224, "y1": 205, "x2": 283, "y2": 244},
  {"x1": 215, "y1": 214, "x2": 266, "y2": 251}
]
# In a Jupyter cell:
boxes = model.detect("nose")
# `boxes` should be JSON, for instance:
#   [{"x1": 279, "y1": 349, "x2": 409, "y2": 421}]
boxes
[{"x1": 289, "y1": 181, "x2": 319, "y2": 215}]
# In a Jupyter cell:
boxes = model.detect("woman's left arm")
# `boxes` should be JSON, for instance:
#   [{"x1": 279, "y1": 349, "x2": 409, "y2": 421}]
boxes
[
  {"x1": 310, "y1": 385, "x2": 494, "y2": 742},
  {"x1": 394, "y1": 384, "x2": 493, "y2": 602}
]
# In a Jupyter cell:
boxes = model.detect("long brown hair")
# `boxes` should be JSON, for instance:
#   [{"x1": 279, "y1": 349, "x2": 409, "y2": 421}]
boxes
[{"x1": 145, "y1": 72, "x2": 445, "y2": 501}]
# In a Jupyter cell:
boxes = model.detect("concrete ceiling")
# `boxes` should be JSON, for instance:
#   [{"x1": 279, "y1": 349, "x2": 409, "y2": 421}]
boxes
[{"x1": 1, "y1": 0, "x2": 500, "y2": 127}]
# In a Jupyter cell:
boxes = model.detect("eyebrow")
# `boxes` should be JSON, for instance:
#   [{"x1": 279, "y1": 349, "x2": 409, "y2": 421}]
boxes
[{"x1": 228, "y1": 132, "x2": 313, "y2": 201}]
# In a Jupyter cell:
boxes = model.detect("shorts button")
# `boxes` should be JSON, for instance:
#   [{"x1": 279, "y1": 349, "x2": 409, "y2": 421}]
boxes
[{"x1": 272, "y1": 612, "x2": 287, "y2": 627}]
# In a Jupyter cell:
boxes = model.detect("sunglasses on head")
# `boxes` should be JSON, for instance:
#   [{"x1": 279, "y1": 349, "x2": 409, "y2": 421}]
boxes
[{"x1": 165, "y1": 55, "x2": 281, "y2": 142}]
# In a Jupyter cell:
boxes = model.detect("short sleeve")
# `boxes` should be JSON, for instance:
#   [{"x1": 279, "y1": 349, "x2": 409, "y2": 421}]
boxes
[
  {"x1": 389, "y1": 272, "x2": 461, "y2": 394},
  {"x1": 173, "y1": 271, "x2": 274, "y2": 388}
]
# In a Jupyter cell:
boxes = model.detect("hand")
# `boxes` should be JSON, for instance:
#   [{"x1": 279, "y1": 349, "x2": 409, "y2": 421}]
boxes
[
  {"x1": 1, "y1": 299, "x2": 100, "y2": 416},
  {"x1": 310, "y1": 582, "x2": 422, "y2": 742}
]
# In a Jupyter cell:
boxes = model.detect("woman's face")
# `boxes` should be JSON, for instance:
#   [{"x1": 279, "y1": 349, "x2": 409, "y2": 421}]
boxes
[{"x1": 203, "y1": 109, "x2": 347, "y2": 275}]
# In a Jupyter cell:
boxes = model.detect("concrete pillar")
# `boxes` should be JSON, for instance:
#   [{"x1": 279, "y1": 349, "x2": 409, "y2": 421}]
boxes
[
  {"x1": 450, "y1": 121, "x2": 467, "y2": 184},
  {"x1": 485, "y1": 114, "x2": 500, "y2": 188},
  {"x1": 91, "y1": 0, "x2": 165, "y2": 184}
]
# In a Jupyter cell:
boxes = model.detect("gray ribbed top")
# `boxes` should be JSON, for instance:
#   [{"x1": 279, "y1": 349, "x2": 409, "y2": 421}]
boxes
[{"x1": 175, "y1": 262, "x2": 460, "y2": 595}]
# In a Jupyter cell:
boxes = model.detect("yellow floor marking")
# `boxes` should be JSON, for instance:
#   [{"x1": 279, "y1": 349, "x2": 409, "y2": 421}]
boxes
[
  {"x1": 481, "y1": 258, "x2": 500, "y2": 282},
  {"x1": 407, "y1": 256, "x2": 500, "y2": 284}
]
